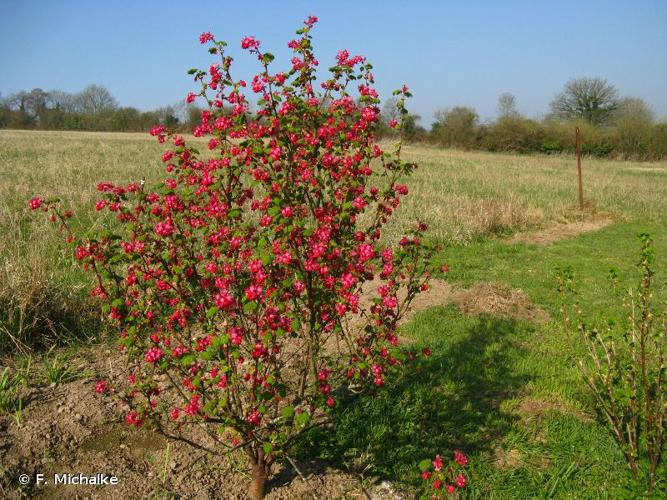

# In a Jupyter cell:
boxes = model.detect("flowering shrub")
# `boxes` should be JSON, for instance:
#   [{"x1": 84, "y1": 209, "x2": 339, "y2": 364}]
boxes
[
  {"x1": 419, "y1": 451, "x2": 469, "y2": 498},
  {"x1": 30, "y1": 16, "x2": 434, "y2": 498}
]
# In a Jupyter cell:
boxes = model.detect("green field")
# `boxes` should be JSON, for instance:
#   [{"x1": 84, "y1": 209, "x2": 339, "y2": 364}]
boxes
[{"x1": 1, "y1": 130, "x2": 666, "y2": 497}]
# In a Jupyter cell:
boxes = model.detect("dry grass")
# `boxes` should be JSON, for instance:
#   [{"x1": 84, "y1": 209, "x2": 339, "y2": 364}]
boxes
[
  {"x1": 1, "y1": 130, "x2": 667, "y2": 352},
  {"x1": 386, "y1": 143, "x2": 667, "y2": 244}
]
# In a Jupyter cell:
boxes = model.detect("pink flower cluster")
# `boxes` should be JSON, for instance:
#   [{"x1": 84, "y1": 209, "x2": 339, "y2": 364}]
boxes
[{"x1": 420, "y1": 450, "x2": 469, "y2": 497}]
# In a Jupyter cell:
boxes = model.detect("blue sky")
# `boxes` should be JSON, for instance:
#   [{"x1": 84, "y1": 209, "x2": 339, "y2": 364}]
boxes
[{"x1": 2, "y1": 0, "x2": 666, "y2": 125}]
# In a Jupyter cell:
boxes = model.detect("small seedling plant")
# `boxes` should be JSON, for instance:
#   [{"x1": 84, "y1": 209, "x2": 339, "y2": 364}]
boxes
[
  {"x1": 31, "y1": 16, "x2": 435, "y2": 498},
  {"x1": 559, "y1": 233, "x2": 666, "y2": 494}
]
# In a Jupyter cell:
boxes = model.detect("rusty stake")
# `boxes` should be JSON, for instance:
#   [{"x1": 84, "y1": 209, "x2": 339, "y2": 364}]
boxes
[{"x1": 575, "y1": 126, "x2": 584, "y2": 211}]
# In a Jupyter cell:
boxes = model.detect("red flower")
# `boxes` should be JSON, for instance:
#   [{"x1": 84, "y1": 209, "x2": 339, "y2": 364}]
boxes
[
  {"x1": 455, "y1": 474, "x2": 467, "y2": 488},
  {"x1": 144, "y1": 347, "x2": 163, "y2": 364},
  {"x1": 199, "y1": 32, "x2": 214, "y2": 44},
  {"x1": 241, "y1": 36, "x2": 260, "y2": 50},
  {"x1": 247, "y1": 410, "x2": 261, "y2": 425},
  {"x1": 454, "y1": 450, "x2": 468, "y2": 466},
  {"x1": 28, "y1": 197, "x2": 44, "y2": 210},
  {"x1": 125, "y1": 411, "x2": 142, "y2": 427}
]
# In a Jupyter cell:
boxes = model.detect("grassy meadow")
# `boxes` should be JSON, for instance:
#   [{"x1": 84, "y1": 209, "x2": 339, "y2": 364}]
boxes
[{"x1": 1, "y1": 129, "x2": 667, "y2": 497}]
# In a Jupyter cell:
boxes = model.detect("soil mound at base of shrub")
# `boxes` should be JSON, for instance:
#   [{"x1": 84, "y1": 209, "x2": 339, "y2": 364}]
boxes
[
  {"x1": 453, "y1": 282, "x2": 550, "y2": 324},
  {"x1": 507, "y1": 216, "x2": 612, "y2": 246}
]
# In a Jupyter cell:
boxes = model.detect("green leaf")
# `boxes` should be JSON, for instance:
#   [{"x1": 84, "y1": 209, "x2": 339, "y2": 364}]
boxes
[
  {"x1": 206, "y1": 306, "x2": 218, "y2": 319},
  {"x1": 263, "y1": 443, "x2": 273, "y2": 455},
  {"x1": 243, "y1": 301, "x2": 258, "y2": 314},
  {"x1": 180, "y1": 354, "x2": 195, "y2": 366},
  {"x1": 419, "y1": 459, "x2": 432, "y2": 472},
  {"x1": 281, "y1": 406, "x2": 295, "y2": 419},
  {"x1": 187, "y1": 68, "x2": 198, "y2": 75},
  {"x1": 259, "y1": 252, "x2": 273, "y2": 266},
  {"x1": 295, "y1": 411, "x2": 310, "y2": 428}
]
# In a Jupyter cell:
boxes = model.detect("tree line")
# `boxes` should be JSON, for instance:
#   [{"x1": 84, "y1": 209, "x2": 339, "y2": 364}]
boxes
[
  {"x1": 0, "y1": 84, "x2": 199, "y2": 133},
  {"x1": 380, "y1": 78, "x2": 667, "y2": 161},
  {"x1": 2, "y1": 79, "x2": 666, "y2": 160}
]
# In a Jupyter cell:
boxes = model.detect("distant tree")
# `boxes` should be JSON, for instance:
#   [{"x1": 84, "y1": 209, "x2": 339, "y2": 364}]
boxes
[
  {"x1": 0, "y1": 93, "x2": 9, "y2": 128},
  {"x1": 612, "y1": 97, "x2": 655, "y2": 126},
  {"x1": 378, "y1": 97, "x2": 424, "y2": 140},
  {"x1": 610, "y1": 97, "x2": 656, "y2": 158},
  {"x1": 111, "y1": 107, "x2": 141, "y2": 131},
  {"x1": 401, "y1": 113, "x2": 426, "y2": 141},
  {"x1": 48, "y1": 90, "x2": 79, "y2": 113},
  {"x1": 432, "y1": 106, "x2": 479, "y2": 148},
  {"x1": 550, "y1": 77, "x2": 619, "y2": 126},
  {"x1": 185, "y1": 104, "x2": 204, "y2": 130},
  {"x1": 26, "y1": 88, "x2": 50, "y2": 125},
  {"x1": 76, "y1": 84, "x2": 118, "y2": 114},
  {"x1": 497, "y1": 92, "x2": 519, "y2": 118},
  {"x1": 5, "y1": 90, "x2": 37, "y2": 127},
  {"x1": 155, "y1": 105, "x2": 179, "y2": 128},
  {"x1": 381, "y1": 97, "x2": 400, "y2": 124}
]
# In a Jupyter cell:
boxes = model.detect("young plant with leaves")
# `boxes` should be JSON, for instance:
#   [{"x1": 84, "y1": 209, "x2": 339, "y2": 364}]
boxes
[{"x1": 559, "y1": 233, "x2": 666, "y2": 494}]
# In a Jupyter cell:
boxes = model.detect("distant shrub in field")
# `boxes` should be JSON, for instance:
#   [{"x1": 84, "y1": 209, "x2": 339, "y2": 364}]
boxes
[
  {"x1": 559, "y1": 234, "x2": 666, "y2": 494},
  {"x1": 541, "y1": 119, "x2": 614, "y2": 156},
  {"x1": 431, "y1": 106, "x2": 480, "y2": 149},
  {"x1": 482, "y1": 116, "x2": 545, "y2": 153},
  {"x1": 31, "y1": 17, "x2": 435, "y2": 498},
  {"x1": 646, "y1": 123, "x2": 667, "y2": 161}
]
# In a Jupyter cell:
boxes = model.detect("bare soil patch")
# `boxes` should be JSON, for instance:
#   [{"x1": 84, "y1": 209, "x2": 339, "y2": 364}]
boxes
[
  {"x1": 492, "y1": 447, "x2": 522, "y2": 470},
  {"x1": 507, "y1": 217, "x2": 613, "y2": 246},
  {"x1": 516, "y1": 396, "x2": 593, "y2": 424},
  {"x1": 0, "y1": 347, "x2": 394, "y2": 499}
]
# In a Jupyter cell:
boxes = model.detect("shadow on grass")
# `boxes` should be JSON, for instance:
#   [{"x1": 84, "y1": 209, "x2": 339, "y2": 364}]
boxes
[{"x1": 292, "y1": 308, "x2": 534, "y2": 487}]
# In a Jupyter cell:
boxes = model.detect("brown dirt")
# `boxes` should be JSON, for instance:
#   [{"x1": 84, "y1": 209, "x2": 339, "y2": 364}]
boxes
[
  {"x1": 516, "y1": 396, "x2": 593, "y2": 424},
  {"x1": 507, "y1": 216, "x2": 613, "y2": 246},
  {"x1": 492, "y1": 447, "x2": 522, "y2": 470},
  {"x1": 0, "y1": 346, "x2": 404, "y2": 499},
  {"x1": 492, "y1": 445, "x2": 550, "y2": 471},
  {"x1": 452, "y1": 283, "x2": 550, "y2": 324}
]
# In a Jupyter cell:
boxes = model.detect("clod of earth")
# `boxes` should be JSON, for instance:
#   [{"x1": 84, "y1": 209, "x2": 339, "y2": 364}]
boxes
[
  {"x1": 452, "y1": 282, "x2": 550, "y2": 324},
  {"x1": 507, "y1": 217, "x2": 613, "y2": 246}
]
